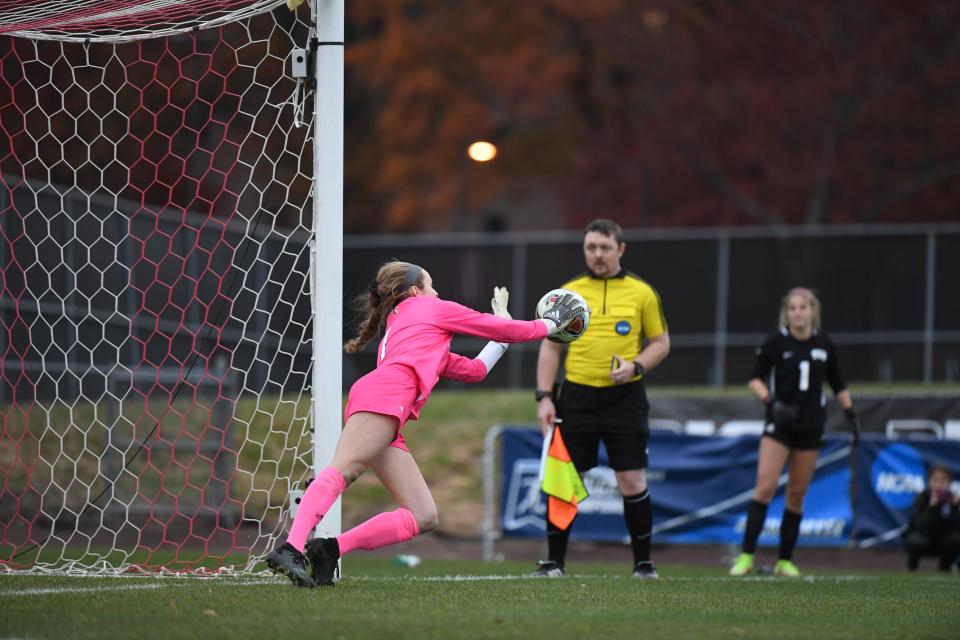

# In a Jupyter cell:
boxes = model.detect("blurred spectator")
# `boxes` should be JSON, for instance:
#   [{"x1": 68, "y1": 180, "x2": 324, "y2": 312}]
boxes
[{"x1": 903, "y1": 465, "x2": 960, "y2": 572}]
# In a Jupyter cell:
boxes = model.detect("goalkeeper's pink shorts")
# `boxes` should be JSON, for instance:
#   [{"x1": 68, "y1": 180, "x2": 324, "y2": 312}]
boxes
[{"x1": 344, "y1": 363, "x2": 423, "y2": 453}]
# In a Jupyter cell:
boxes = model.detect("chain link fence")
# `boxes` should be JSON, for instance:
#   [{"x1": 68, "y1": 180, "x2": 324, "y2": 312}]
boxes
[{"x1": 2, "y1": 199, "x2": 957, "y2": 400}]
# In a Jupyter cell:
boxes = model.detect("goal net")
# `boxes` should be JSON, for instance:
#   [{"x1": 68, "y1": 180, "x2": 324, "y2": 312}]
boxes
[{"x1": 1, "y1": 1, "x2": 320, "y2": 574}]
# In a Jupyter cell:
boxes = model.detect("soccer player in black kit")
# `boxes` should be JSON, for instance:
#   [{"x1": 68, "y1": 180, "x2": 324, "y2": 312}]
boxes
[{"x1": 730, "y1": 287, "x2": 860, "y2": 577}]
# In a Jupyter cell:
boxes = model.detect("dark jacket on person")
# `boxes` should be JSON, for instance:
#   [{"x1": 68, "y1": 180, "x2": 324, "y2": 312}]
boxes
[{"x1": 904, "y1": 489, "x2": 959, "y2": 540}]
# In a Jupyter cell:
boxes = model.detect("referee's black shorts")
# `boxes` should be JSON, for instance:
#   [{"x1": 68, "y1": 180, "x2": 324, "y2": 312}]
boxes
[{"x1": 555, "y1": 379, "x2": 649, "y2": 473}]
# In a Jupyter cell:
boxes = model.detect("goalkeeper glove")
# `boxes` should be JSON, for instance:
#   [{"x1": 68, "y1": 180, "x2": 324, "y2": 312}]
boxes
[
  {"x1": 491, "y1": 286, "x2": 511, "y2": 319},
  {"x1": 844, "y1": 407, "x2": 861, "y2": 446},
  {"x1": 764, "y1": 398, "x2": 774, "y2": 425},
  {"x1": 539, "y1": 293, "x2": 585, "y2": 336}
]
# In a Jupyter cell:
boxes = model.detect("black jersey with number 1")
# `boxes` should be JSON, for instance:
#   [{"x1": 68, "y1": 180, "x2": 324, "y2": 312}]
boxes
[{"x1": 750, "y1": 328, "x2": 848, "y2": 431}]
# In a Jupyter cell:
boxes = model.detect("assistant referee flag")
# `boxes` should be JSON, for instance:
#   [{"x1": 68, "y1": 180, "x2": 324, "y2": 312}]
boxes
[{"x1": 541, "y1": 428, "x2": 588, "y2": 530}]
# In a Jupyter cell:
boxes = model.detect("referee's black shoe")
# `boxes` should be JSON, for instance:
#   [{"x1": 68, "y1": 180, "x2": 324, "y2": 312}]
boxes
[
  {"x1": 265, "y1": 542, "x2": 315, "y2": 587},
  {"x1": 632, "y1": 561, "x2": 660, "y2": 579},
  {"x1": 528, "y1": 560, "x2": 566, "y2": 577},
  {"x1": 304, "y1": 537, "x2": 341, "y2": 586}
]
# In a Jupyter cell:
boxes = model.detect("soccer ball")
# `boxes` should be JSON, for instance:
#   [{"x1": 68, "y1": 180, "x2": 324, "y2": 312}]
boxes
[{"x1": 536, "y1": 288, "x2": 590, "y2": 343}]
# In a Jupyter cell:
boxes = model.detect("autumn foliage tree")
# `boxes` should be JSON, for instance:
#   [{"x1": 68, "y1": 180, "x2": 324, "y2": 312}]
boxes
[{"x1": 344, "y1": 0, "x2": 960, "y2": 232}]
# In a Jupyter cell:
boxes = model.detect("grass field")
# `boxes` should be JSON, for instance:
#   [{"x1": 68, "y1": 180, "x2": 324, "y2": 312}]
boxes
[
  {"x1": 2, "y1": 558, "x2": 958, "y2": 640},
  {"x1": 4, "y1": 385, "x2": 957, "y2": 638}
]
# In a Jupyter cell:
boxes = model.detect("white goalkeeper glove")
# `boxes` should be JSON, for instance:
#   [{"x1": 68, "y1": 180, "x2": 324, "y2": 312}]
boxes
[
  {"x1": 478, "y1": 286, "x2": 511, "y2": 372},
  {"x1": 491, "y1": 286, "x2": 511, "y2": 319}
]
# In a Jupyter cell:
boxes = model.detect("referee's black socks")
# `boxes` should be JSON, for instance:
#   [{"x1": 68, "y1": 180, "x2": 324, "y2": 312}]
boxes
[
  {"x1": 546, "y1": 506, "x2": 573, "y2": 565},
  {"x1": 779, "y1": 509, "x2": 803, "y2": 561},
  {"x1": 742, "y1": 499, "x2": 769, "y2": 554},
  {"x1": 623, "y1": 490, "x2": 653, "y2": 565}
]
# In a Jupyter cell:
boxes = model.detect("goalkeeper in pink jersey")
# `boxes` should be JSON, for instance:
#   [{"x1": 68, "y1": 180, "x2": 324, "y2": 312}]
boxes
[{"x1": 266, "y1": 260, "x2": 584, "y2": 587}]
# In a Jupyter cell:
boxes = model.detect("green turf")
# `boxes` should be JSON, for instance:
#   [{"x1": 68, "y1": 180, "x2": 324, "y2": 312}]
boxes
[{"x1": 1, "y1": 558, "x2": 957, "y2": 640}]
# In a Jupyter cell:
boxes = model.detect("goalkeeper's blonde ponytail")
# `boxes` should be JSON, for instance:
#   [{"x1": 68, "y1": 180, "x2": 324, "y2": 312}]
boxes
[{"x1": 344, "y1": 261, "x2": 425, "y2": 353}]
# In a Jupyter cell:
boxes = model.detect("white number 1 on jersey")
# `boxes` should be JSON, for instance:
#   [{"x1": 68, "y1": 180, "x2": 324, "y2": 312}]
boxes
[{"x1": 798, "y1": 360, "x2": 810, "y2": 391}]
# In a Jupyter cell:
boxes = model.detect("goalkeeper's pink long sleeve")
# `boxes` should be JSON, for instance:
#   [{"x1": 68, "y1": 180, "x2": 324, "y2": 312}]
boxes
[{"x1": 357, "y1": 295, "x2": 548, "y2": 422}]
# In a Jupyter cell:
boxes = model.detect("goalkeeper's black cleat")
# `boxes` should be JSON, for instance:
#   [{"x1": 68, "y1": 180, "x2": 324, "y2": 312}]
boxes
[
  {"x1": 632, "y1": 561, "x2": 660, "y2": 579},
  {"x1": 266, "y1": 542, "x2": 315, "y2": 588},
  {"x1": 304, "y1": 537, "x2": 341, "y2": 587},
  {"x1": 528, "y1": 560, "x2": 566, "y2": 578}
]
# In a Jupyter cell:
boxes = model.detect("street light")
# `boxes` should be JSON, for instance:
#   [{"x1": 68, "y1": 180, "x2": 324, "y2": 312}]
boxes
[
  {"x1": 455, "y1": 140, "x2": 498, "y2": 230},
  {"x1": 467, "y1": 140, "x2": 497, "y2": 162}
]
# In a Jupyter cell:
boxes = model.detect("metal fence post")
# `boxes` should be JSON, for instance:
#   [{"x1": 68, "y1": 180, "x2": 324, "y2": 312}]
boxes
[
  {"x1": 924, "y1": 231, "x2": 936, "y2": 383},
  {"x1": 508, "y1": 242, "x2": 528, "y2": 388},
  {"x1": 712, "y1": 235, "x2": 730, "y2": 387},
  {"x1": 482, "y1": 424, "x2": 504, "y2": 562},
  {"x1": 123, "y1": 210, "x2": 139, "y2": 374},
  {"x1": 65, "y1": 193, "x2": 79, "y2": 402}
]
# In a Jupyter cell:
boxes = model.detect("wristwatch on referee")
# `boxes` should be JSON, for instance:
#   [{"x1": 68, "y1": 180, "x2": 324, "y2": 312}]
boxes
[
  {"x1": 633, "y1": 361, "x2": 645, "y2": 378},
  {"x1": 535, "y1": 389, "x2": 553, "y2": 402}
]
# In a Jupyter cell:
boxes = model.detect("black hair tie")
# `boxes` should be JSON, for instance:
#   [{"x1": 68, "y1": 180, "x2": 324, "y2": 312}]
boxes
[{"x1": 367, "y1": 282, "x2": 381, "y2": 300}]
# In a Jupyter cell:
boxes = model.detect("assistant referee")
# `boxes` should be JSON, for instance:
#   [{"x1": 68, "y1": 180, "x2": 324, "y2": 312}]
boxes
[{"x1": 531, "y1": 219, "x2": 670, "y2": 579}]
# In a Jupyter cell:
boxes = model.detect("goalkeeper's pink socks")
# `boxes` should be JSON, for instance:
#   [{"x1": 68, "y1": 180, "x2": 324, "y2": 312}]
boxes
[
  {"x1": 286, "y1": 466, "x2": 346, "y2": 552},
  {"x1": 337, "y1": 507, "x2": 420, "y2": 555},
  {"x1": 286, "y1": 467, "x2": 420, "y2": 555}
]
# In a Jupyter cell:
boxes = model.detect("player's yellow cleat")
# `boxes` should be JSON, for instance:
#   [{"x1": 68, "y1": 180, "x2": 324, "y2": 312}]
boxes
[
  {"x1": 729, "y1": 552, "x2": 754, "y2": 576},
  {"x1": 774, "y1": 559, "x2": 801, "y2": 577}
]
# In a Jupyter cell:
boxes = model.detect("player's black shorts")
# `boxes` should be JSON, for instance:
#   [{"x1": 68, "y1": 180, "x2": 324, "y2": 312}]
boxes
[
  {"x1": 555, "y1": 379, "x2": 649, "y2": 472},
  {"x1": 762, "y1": 421, "x2": 825, "y2": 450}
]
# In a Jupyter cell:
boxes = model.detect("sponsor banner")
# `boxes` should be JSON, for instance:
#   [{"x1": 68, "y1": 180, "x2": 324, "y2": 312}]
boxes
[
  {"x1": 500, "y1": 428, "x2": 960, "y2": 546},
  {"x1": 654, "y1": 433, "x2": 851, "y2": 547},
  {"x1": 854, "y1": 438, "x2": 960, "y2": 546},
  {"x1": 499, "y1": 428, "x2": 852, "y2": 546}
]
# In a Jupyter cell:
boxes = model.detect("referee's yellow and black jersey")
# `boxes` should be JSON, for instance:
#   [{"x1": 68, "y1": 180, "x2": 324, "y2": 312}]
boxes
[{"x1": 562, "y1": 270, "x2": 667, "y2": 388}]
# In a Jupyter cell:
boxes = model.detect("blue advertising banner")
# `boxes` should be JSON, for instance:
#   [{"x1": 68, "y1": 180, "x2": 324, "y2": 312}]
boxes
[
  {"x1": 853, "y1": 437, "x2": 960, "y2": 547},
  {"x1": 649, "y1": 433, "x2": 852, "y2": 547},
  {"x1": 499, "y1": 429, "x2": 960, "y2": 546}
]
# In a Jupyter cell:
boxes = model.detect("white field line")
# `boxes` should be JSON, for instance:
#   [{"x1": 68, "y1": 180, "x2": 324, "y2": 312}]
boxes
[
  {"x1": 8, "y1": 571, "x2": 940, "y2": 597},
  {"x1": 346, "y1": 573, "x2": 881, "y2": 583},
  {"x1": 0, "y1": 577, "x2": 282, "y2": 598}
]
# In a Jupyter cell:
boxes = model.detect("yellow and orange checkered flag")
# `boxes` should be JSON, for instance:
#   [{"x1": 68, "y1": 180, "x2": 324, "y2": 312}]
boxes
[{"x1": 540, "y1": 427, "x2": 588, "y2": 530}]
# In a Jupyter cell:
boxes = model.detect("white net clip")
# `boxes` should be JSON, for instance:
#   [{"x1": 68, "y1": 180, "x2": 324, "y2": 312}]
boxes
[{"x1": 289, "y1": 22, "x2": 316, "y2": 129}]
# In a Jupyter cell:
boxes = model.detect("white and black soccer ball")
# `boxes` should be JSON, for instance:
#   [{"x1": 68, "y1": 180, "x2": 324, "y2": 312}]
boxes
[{"x1": 535, "y1": 288, "x2": 590, "y2": 343}]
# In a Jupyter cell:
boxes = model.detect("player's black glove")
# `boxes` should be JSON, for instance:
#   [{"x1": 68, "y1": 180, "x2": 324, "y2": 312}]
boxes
[
  {"x1": 771, "y1": 400, "x2": 800, "y2": 428},
  {"x1": 540, "y1": 293, "x2": 585, "y2": 335},
  {"x1": 844, "y1": 407, "x2": 861, "y2": 446}
]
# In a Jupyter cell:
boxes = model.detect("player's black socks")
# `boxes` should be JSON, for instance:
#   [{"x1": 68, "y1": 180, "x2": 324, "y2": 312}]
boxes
[
  {"x1": 779, "y1": 509, "x2": 803, "y2": 561},
  {"x1": 742, "y1": 499, "x2": 769, "y2": 554},
  {"x1": 546, "y1": 504, "x2": 573, "y2": 564},
  {"x1": 623, "y1": 490, "x2": 652, "y2": 564}
]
